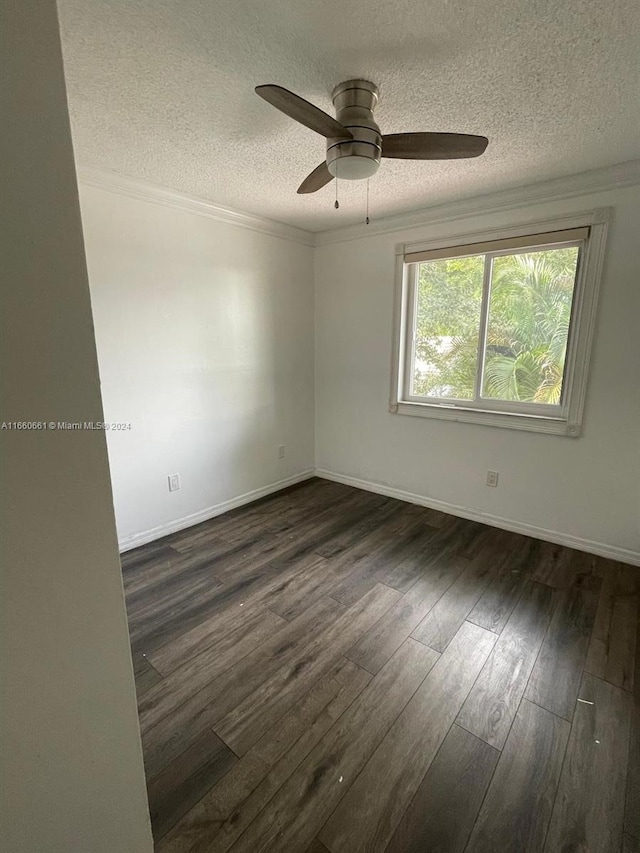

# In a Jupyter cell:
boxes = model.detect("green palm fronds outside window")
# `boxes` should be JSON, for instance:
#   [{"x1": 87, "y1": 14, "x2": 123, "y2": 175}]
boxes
[{"x1": 413, "y1": 247, "x2": 579, "y2": 405}]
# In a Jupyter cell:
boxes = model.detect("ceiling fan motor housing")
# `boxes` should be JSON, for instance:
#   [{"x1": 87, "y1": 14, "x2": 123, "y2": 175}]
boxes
[{"x1": 327, "y1": 80, "x2": 381, "y2": 179}]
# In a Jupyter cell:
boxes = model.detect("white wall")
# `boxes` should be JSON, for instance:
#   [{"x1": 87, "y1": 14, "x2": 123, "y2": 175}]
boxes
[
  {"x1": 315, "y1": 185, "x2": 640, "y2": 562},
  {"x1": 0, "y1": 2, "x2": 153, "y2": 850},
  {"x1": 79, "y1": 185, "x2": 315, "y2": 549}
]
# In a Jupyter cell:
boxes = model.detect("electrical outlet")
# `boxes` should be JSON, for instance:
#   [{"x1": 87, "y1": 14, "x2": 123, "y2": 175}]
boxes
[
  {"x1": 278, "y1": 445, "x2": 285, "y2": 459},
  {"x1": 486, "y1": 470, "x2": 499, "y2": 487},
  {"x1": 168, "y1": 473, "x2": 181, "y2": 492}
]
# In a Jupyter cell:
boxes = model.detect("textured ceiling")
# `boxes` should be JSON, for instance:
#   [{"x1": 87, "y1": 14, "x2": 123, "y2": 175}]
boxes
[{"x1": 58, "y1": 0, "x2": 640, "y2": 232}]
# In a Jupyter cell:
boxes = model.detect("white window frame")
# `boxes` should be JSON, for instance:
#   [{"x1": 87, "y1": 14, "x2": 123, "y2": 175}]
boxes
[{"x1": 389, "y1": 209, "x2": 611, "y2": 436}]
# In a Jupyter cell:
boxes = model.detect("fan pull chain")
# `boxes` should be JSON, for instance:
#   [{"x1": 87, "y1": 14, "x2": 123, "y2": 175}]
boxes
[
  {"x1": 366, "y1": 179, "x2": 370, "y2": 225},
  {"x1": 334, "y1": 176, "x2": 340, "y2": 210}
]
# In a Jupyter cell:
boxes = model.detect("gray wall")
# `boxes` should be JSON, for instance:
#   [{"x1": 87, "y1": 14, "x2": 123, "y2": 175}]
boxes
[{"x1": 1, "y1": 2, "x2": 153, "y2": 850}]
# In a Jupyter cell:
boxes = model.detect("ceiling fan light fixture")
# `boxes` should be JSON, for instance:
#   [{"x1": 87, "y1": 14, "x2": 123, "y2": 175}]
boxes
[
  {"x1": 255, "y1": 79, "x2": 489, "y2": 195},
  {"x1": 327, "y1": 152, "x2": 380, "y2": 180}
]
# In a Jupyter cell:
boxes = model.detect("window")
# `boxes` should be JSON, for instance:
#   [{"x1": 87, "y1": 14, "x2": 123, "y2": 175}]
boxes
[{"x1": 390, "y1": 211, "x2": 610, "y2": 435}]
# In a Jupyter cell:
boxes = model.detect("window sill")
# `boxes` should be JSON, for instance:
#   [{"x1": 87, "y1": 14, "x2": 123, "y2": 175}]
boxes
[{"x1": 389, "y1": 400, "x2": 580, "y2": 436}]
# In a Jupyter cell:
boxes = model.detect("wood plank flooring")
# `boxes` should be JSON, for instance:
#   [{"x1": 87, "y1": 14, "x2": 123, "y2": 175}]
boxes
[{"x1": 120, "y1": 477, "x2": 639, "y2": 853}]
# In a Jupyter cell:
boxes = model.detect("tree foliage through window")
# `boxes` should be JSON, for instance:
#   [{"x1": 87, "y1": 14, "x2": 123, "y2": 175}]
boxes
[{"x1": 412, "y1": 247, "x2": 580, "y2": 405}]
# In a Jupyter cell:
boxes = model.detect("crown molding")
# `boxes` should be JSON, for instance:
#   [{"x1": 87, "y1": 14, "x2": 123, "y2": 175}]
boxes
[
  {"x1": 76, "y1": 165, "x2": 315, "y2": 247},
  {"x1": 77, "y1": 159, "x2": 640, "y2": 249},
  {"x1": 313, "y1": 159, "x2": 640, "y2": 246}
]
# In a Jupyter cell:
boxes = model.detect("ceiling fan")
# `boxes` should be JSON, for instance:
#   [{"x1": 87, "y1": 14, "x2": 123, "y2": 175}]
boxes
[{"x1": 255, "y1": 79, "x2": 488, "y2": 194}]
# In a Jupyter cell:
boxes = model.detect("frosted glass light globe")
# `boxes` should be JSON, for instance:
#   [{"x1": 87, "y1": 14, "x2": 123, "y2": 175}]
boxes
[{"x1": 327, "y1": 155, "x2": 380, "y2": 180}]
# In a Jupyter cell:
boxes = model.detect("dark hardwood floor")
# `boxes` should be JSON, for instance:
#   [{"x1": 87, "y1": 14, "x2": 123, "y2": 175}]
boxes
[{"x1": 121, "y1": 477, "x2": 639, "y2": 853}]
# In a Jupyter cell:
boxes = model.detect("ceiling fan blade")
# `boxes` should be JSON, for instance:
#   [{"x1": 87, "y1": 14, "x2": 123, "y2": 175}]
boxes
[
  {"x1": 256, "y1": 84, "x2": 353, "y2": 140},
  {"x1": 297, "y1": 161, "x2": 334, "y2": 194},
  {"x1": 382, "y1": 132, "x2": 488, "y2": 160}
]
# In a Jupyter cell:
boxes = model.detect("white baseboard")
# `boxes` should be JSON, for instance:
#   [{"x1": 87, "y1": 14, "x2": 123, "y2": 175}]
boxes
[
  {"x1": 118, "y1": 470, "x2": 315, "y2": 552},
  {"x1": 118, "y1": 465, "x2": 640, "y2": 566},
  {"x1": 315, "y1": 468, "x2": 640, "y2": 567}
]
